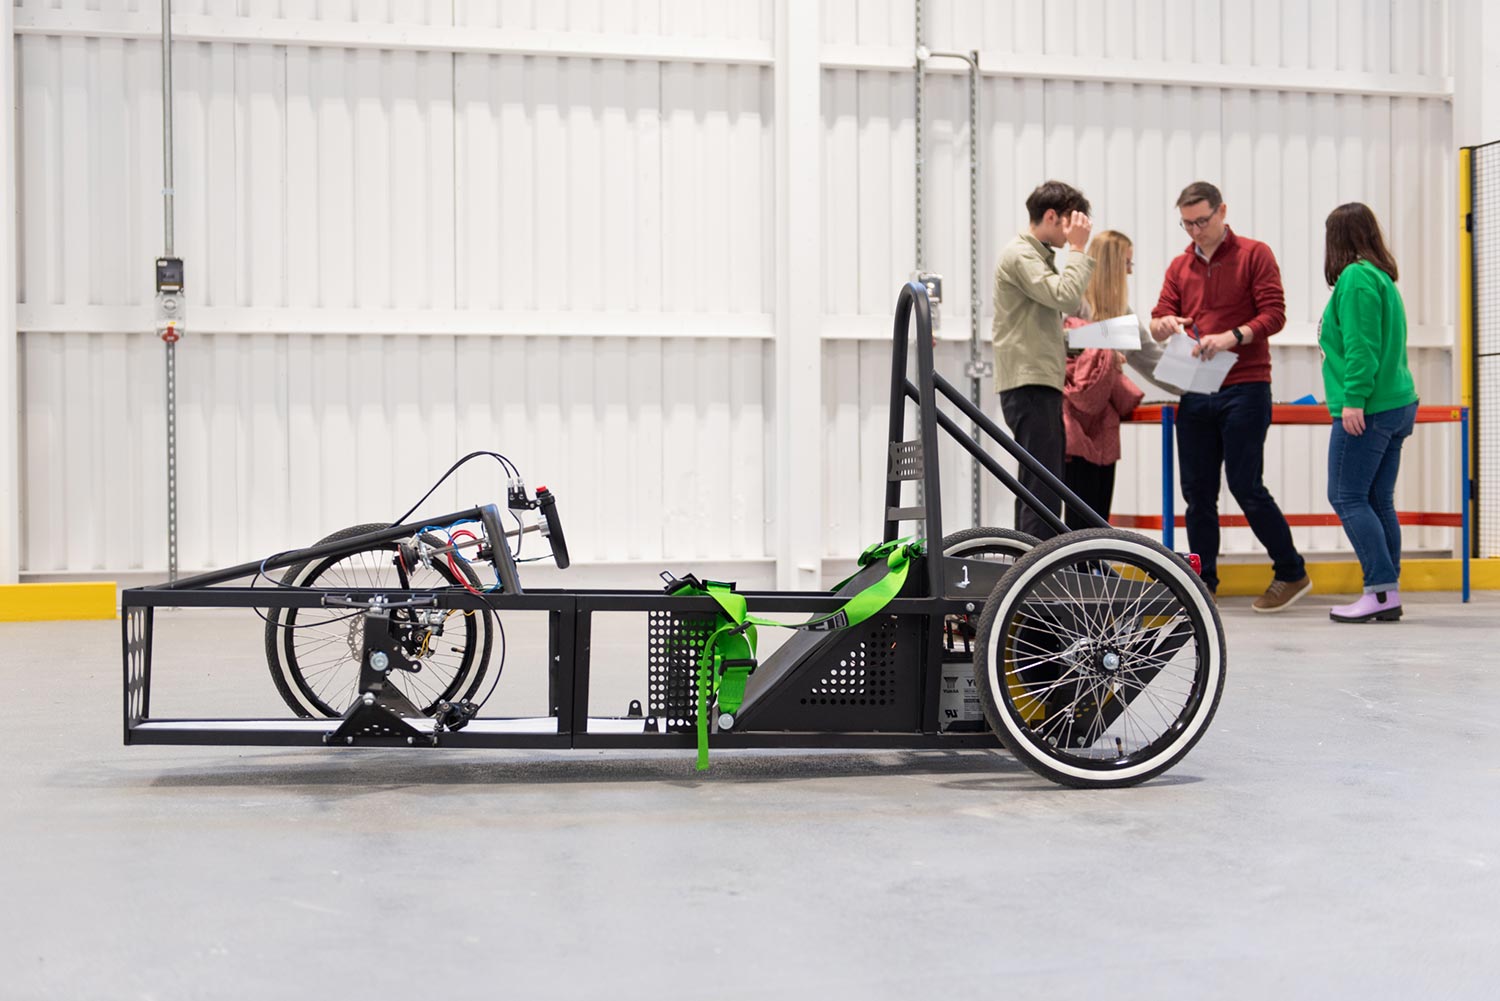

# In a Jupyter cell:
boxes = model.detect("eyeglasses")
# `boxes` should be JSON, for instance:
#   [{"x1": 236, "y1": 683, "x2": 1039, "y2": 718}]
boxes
[{"x1": 1179, "y1": 214, "x2": 1217, "y2": 231}]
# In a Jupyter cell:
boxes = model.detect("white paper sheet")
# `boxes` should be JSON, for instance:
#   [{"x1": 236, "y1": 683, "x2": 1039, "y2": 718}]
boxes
[
  {"x1": 1152, "y1": 332, "x2": 1237, "y2": 394},
  {"x1": 1067, "y1": 314, "x2": 1141, "y2": 350}
]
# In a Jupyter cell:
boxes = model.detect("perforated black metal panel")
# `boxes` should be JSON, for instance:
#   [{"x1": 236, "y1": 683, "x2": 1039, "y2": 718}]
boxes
[
  {"x1": 735, "y1": 613, "x2": 923, "y2": 732},
  {"x1": 349, "y1": 718, "x2": 416, "y2": 739},
  {"x1": 648, "y1": 610, "x2": 715, "y2": 732},
  {"x1": 802, "y1": 616, "x2": 900, "y2": 709},
  {"x1": 123, "y1": 606, "x2": 151, "y2": 729},
  {"x1": 888, "y1": 439, "x2": 925, "y2": 481}
]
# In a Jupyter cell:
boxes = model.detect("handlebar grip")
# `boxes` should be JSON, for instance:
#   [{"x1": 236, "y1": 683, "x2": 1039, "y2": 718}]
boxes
[{"x1": 536, "y1": 486, "x2": 570, "y2": 570}]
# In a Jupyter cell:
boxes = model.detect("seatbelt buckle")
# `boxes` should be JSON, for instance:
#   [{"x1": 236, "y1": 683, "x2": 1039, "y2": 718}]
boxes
[
  {"x1": 660, "y1": 570, "x2": 705, "y2": 594},
  {"x1": 860, "y1": 537, "x2": 925, "y2": 567}
]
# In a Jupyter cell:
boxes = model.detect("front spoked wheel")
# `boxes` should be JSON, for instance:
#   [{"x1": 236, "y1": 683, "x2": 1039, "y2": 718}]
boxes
[
  {"x1": 262, "y1": 524, "x2": 493, "y2": 718},
  {"x1": 973, "y1": 528, "x2": 1225, "y2": 788}
]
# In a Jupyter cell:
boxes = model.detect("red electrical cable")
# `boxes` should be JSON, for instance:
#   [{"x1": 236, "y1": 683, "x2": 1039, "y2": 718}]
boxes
[{"x1": 447, "y1": 529, "x2": 484, "y2": 596}]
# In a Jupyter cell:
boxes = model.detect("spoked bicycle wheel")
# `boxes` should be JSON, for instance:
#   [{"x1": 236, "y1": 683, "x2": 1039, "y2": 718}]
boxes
[
  {"x1": 941, "y1": 526, "x2": 1040, "y2": 562},
  {"x1": 973, "y1": 527, "x2": 1225, "y2": 788},
  {"x1": 262, "y1": 524, "x2": 493, "y2": 718}
]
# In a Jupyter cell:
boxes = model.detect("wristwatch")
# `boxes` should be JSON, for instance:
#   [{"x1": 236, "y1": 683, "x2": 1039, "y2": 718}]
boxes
[{"x1": 1231, "y1": 327, "x2": 1245, "y2": 344}]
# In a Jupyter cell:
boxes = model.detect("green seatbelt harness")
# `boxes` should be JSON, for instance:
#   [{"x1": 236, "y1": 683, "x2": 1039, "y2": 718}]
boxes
[{"x1": 663, "y1": 538, "x2": 924, "y2": 770}]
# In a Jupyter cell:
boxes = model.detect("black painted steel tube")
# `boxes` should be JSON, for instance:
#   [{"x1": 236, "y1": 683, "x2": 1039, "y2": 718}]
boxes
[
  {"x1": 162, "y1": 506, "x2": 490, "y2": 590},
  {"x1": 903, "y1": 382, "x2": 1068, "y2": 536},
  {"x1": 930, "y1": 371, "x2": 1109, "y2": 530},
  {"x1": 885, "y1": 281, "x2": 946, "y2": 598}
]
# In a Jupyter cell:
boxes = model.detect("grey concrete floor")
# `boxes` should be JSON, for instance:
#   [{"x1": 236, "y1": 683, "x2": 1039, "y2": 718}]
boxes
[{"x1": 3, "y1": 592, "x2": 1499, "y2": 1000}]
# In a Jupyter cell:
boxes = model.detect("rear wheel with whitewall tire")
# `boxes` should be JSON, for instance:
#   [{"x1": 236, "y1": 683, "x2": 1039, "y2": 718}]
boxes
[
  {"x1": 972, "y1": 527, "x2": 1225, "y2": 788},
  {"x1": 940, "y1": 526, "x2": 1040, "y2": 563}
]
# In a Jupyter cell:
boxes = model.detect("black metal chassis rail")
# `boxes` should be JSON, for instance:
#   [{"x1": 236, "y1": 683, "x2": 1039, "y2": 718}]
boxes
[{"x1": 122, "y1": 584, "x2": 998, "y2": 751}]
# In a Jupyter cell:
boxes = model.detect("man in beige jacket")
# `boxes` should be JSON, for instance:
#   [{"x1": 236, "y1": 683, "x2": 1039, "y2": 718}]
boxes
[{"x1": 993, "y1": 180, "x2": 1095, "y2": 538}]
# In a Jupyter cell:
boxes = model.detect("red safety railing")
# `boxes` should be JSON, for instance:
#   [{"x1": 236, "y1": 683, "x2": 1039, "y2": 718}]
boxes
[{"x1": 1117, "y1": 402, "x2": 1471, "y2": 599}]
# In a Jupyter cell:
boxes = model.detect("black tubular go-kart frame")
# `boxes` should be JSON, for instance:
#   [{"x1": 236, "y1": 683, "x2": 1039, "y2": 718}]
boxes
[{"x1": 122, "y1": 282, "x2": 1226, "y2": 788}]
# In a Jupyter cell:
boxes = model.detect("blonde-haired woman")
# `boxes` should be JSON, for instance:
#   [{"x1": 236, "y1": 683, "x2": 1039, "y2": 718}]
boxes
[
  {"x1": 1082, "y1": 230, "x2": 1174, "y2": 394},
  {"x1": 1061, "y1": 231, "x2": 1176, "y2": 528}
]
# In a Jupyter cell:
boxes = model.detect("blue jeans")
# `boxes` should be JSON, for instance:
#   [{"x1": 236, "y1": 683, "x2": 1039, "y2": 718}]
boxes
[
  {"x1": 1176, "y1": 382, "x2": 1306, "y2": 592},
  {"x1": 1327, "y1": 402, "x2": 1418, "y2": 592}
]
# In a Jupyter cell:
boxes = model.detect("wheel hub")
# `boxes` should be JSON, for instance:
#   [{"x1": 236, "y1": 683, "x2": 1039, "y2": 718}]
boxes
[{"x1": 1064, "y1": 639, "x2": 1125, "y2": 677}]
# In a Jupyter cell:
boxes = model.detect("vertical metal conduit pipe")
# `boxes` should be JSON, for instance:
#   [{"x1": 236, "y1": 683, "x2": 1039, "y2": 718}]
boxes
[
  {"x1": 917, "y1": 19, "x2": 986, "y2": 530},
  {"x1": 160, "y1": 0, "x2": 178, "y2": 580},
  {"x1": 913, "y1": 1, "x2": 925, "y2": 275},
  {"x1": 923, "y1": 49, "x2": 984, "y2": 530},
  {"x1": 912, "y1": 2, "x2": 926, "y2": 518}
]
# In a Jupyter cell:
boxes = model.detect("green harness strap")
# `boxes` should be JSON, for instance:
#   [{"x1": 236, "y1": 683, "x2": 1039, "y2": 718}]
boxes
[{"x1": 666, "y1": 538, "x2": 923, "y2": 770}]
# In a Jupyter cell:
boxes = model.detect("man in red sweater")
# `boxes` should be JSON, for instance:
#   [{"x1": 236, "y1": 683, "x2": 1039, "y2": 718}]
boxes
[{"x1": 1149, "y1": 181, "x2": 1311, "y2": 612}]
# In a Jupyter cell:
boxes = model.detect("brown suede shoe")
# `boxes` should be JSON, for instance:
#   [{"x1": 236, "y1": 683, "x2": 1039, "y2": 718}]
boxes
[{"x1": 1252, "y1": 575, "x2": 1312, "y2": 613}]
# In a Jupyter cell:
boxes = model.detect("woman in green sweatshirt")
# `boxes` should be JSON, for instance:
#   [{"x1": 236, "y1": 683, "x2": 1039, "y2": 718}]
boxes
[{"x1": 1319, "y1": 203, "x2": 1419, "y2": 623}]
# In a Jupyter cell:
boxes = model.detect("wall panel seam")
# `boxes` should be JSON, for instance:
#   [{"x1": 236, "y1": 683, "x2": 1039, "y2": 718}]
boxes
[
  {"x1": 13, "y1": 10, "x2": 1453, "y2": 101},
  {"x1": 13, "y1": 10, "x2": 776, "y2": 66},
  {"x1": 821, "y1": 45, "x2": 1453, "y2": 100}
]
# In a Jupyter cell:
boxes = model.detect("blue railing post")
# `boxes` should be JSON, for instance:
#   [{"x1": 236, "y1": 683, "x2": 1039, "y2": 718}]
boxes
[
  {"x1": 1462, "y1": 406, "x2": 1471, "y2": 603},
  {"x1": 1162, "y1": 405, "x2": 1176, "y2": 551}
]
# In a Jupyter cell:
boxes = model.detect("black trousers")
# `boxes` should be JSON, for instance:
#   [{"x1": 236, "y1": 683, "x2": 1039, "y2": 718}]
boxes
[
  {"x1": 999, "y1": 385, "x2": 1065, "y2": 540},
  {"x1": 1175, "y1": 381, "x2": 1306, "y2": 591},
  {"x1": 1064, "y1": 457, "x2": 1116, "y2": 531}
]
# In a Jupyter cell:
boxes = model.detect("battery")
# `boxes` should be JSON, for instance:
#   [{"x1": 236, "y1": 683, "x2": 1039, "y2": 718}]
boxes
[{"x1": 939, "y1": 613, "x2": 986, "y2": 731}]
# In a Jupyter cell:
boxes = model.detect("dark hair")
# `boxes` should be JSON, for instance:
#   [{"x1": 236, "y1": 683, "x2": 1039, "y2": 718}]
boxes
[
  {"x1": 1175, "y1": 181, "x2": 1223, "y2": 211},
  {"x1": 1324, "y1": 202, "x2": 1398, "y2": 286},
  {"x1": 1026, "y1": 181, "x2": 1091, "y2": 224}
]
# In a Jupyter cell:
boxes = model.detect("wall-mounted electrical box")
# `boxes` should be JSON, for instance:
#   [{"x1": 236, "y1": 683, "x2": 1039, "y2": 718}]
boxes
[{"x1": 155, "y1": 257, "x2": 185, "y2": 342}]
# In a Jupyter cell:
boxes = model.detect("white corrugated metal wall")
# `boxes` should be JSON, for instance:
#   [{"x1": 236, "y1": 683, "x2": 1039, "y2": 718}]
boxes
[
  {"x1": 821, "y1": 0, "x2": 1458, "y2": 561},
  {"x1": 6, "y1": 0, "x2": 1461, "y2": 583}
]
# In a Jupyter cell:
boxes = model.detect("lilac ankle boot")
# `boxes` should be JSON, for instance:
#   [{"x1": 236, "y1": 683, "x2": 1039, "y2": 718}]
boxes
[{"x1": 1329, "y1": 590, "x2": 1403, "y2": 623}]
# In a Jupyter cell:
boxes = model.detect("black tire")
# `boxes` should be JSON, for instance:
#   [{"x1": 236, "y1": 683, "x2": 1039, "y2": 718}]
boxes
[
  {"x1": 972, "y1": 527, "x2": 1225, "y2": 788},
  {"x1": 262, "y1": 524, "x2": 493, "y2": 718}
]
